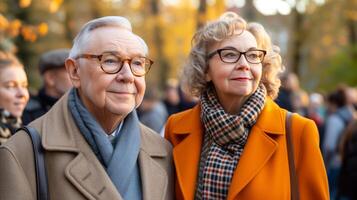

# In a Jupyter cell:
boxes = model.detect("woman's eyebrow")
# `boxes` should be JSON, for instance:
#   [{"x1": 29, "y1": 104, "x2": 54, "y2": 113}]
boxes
[{"x1": 247, "y1": 47, "x2": 260, "y2": 51}]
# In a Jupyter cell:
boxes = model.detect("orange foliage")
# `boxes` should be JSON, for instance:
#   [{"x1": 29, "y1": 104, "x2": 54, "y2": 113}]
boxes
[
  {"x1": 37, "y1": 22, "x2": 48, "y2": 36},
  {"x1": 19, "y1": 0, "x2": 32, "y2": 8},
  {"x1": 0, "y1": 14, "x2": 9, "y2": 30},
  {"x1": 49, "y1": 0, "x2": 63, "y2": 13},
  {"x1": 21, "y1": 26, "x2": 37, "y2": 42},
  {"x1": 7, "y1": 19, "x2": 22, "y2": 37}
]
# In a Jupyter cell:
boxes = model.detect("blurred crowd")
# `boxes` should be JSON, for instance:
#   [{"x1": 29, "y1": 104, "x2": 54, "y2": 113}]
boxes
[
  {"x1": 275, "y1": 72, "x2": 357, "y2": 200},
  {"x1": 0, "y1": 48, "x2": 356, "y2": 199}
]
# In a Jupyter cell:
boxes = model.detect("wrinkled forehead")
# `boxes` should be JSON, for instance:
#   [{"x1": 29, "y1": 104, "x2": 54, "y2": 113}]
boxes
[{"x1": 82, "y1": 26, "x2": 148, "y2": 55}]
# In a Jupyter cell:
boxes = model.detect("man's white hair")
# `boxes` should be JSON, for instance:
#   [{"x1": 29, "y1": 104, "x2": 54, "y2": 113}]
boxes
[{"x1": 69, "y1": 16, "x2": 148, "y2": 58}]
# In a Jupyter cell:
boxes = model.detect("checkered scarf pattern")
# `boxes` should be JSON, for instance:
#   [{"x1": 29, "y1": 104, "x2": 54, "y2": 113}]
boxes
[{"x1": 198, "y1": 84, "x2": 266, "y2": 199}]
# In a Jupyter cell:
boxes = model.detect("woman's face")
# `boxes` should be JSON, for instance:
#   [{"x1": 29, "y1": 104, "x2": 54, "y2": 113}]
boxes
[
  {"x1": 0, "y1": 66, "x2": 29, "y2": 118},
  {"x1": 206, "y1": 30, "x2": 263, "y2": 113}
]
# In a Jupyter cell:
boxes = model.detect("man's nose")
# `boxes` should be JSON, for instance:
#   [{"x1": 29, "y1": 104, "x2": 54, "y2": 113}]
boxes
[{"x1": 116, "y1": 61, "x2": 135, "y2": 82}]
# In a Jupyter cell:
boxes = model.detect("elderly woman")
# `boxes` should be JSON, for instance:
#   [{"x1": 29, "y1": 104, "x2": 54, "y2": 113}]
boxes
[
  {"x1": 165, "y1": 12, "x2": 329, "y2": 200},
  {"x1": 0, "y1": 52, "x2": 29, "y2": 145}
]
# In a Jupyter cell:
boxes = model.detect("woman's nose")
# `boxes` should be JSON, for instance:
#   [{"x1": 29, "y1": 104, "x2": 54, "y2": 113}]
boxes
[
  {"x1": 16, "y1": 87, "x2": 28, "y2": 98},
  {"x1": 235, "y1": 55, "x2": 250, "y2": 70}
]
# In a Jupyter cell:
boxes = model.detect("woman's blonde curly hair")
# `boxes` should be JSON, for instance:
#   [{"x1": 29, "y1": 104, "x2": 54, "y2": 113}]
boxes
[{"x1": 181, "y1": 12, "x2": 284, "y2": 99}]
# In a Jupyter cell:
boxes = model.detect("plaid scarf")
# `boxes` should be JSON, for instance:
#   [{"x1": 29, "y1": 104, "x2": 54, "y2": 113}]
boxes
[{"x1": 198, "y1": 84, "x2": 266, "y2": 199}]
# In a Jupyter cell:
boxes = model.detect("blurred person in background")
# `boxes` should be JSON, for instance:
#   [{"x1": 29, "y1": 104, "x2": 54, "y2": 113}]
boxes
[
  {"x1": 291, "y1": 87, "x2": 309, "y2": 117},
  {"x1": 323, "y1": 86, "x2": 355, "y2": 199},
  {"x1": 165, "y1": 12, "x2": 328, "y2": 199},
  {"x1": 337, "y1": 114, "x2": 357, "y2": 200},
  {"x1": 276, "y1": 72, "x2": 308, "y2": 116},
  {"x1": 307, "y1": 92, "x2": 326, "y2": 147},
  {"x1": 275, "y1": 72, "x2": 295, "y2": 112},
  {"x1": 137, "y1": 85, "x2": 168, "y2": 133},
  {"x1": 163, "y1": 78, "x2": 180, "y2": 116},
  {"x1": 177, "y1": 84, "x2": 199, "y2": 112},
  {"x1": 0, "y1": 52, "x2": 29, "y2": 145},
  {"x1": 346, "y1": 86, "x2": 357, "y2": 110},
  {"x1": 22, "y1": 49, "x2": 72, "y2": 125}
]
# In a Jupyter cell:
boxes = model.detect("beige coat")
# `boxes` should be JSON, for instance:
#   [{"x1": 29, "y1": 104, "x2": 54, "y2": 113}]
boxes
[{"x1": 0, "y1": 93, "x2": 174, "y2": 200}]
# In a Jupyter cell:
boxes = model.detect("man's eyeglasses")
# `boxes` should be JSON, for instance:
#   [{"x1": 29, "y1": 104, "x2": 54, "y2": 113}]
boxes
[
  {"x1": 74, "y1": 52, "x2": 154, "y2": 77},
  {"x1": 207, "y1": 48, "x2": 267, "y2": 64}
]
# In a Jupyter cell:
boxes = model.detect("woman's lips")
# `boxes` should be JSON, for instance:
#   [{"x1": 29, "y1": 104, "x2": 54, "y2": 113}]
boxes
[
  {"x1": 231, "y1": 77, "x2": 252, "y2": 81},
  {"x1": 13, "y1": 102, "x2": 26, "y2": 107}
]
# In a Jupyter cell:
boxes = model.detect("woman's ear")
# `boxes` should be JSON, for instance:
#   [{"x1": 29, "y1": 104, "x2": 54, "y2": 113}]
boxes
[
  {"x1": 205, "y1": 63, "x2": 211, "y2": 82},
  {"x1": 65, "y1": 58, "x2": 81, "y2": 88},
  {"x1": 205, "y1": 72, "x2": 212, "y2": 82}
]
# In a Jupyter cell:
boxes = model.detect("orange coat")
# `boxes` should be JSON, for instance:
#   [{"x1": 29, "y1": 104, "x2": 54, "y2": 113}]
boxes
[{"x1": 165, "y1": 99, "x2": 329, "y2": 200}]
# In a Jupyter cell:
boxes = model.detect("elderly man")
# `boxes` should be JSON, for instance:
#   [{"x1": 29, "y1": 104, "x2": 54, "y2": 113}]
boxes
[{"x1": 0, "y1": 16, "x2": 173, "y2": 200}]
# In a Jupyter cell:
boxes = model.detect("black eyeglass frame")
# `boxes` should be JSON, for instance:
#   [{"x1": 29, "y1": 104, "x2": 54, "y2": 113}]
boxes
[
  {"x1": 74, "y1": 53, "x2": 154, "y2": 76},
  {"x1": 207, "y1": 48, "x2": 267, "y2": 64}
]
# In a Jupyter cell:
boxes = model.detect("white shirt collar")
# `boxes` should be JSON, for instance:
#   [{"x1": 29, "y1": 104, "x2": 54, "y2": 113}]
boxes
[{"x1": 107, "y1": 121, "x2": 123, "y2": 141}]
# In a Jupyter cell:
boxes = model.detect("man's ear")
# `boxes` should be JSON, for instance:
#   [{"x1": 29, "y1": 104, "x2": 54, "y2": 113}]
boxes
[
  {"x1": 65, "y1": 58, "x2": 80, "y2": 88},
  {"x1": 43, "y1": 71, "x2": 55, "y2": 87}
]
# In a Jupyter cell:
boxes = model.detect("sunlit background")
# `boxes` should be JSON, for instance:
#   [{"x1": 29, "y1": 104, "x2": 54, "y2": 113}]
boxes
[{"x1": 0, "y1": 0, "x2": 356, "y2": 93}]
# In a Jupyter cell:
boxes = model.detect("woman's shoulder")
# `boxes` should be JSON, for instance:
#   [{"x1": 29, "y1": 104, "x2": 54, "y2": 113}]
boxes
[
  {"x1": 291, "y1": 112, "x2": 316, "y2": 126},
  {"x1": 165, "y1": 105, "x2": 203, "y2": 144},
  {"x1": 167, "y1": 105, "x2": 201, "y2": 123}
]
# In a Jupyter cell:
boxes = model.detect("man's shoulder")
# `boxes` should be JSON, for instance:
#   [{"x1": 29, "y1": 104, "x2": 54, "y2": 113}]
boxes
[
  {"x1": 140, "y1": 124, "x2": 172, "y2": 151},
  {"x1": 0, "y1": 130, "x2": 33, "y2": 157}
]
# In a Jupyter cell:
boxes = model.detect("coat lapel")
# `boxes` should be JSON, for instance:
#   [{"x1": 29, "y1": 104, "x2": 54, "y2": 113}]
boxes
[
  {"x1": 139, "y1": 128, "x2": 170, "y2": 200},
  {"x1": 171, "y1": 105, "x2": 203, "y2": 200},
  {"x1": 227, "y1": 126, "x2": 278, "y2": 198},
  {"x1": 139, "y1": 150, "x2": 167, "y2": 200},
  {"x1": 35, "y1": 93, "x2": 122, "y2": 200},
  {"x1": 227, "y1": 99, "x2": 285, "y2": 199},
  {"x1": 65, "y1": 153, "x2": 123, "y2": 200},
  {"x1": 170, "y1": 100, "x2": 285, "y2": 199}
]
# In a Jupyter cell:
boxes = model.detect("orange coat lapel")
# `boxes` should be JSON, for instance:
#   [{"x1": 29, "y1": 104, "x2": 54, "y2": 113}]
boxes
[
  {"x1": 167, "y1": 99, "x2": 285, "y2": 200},
  {"x1": 166, "y1": 105, "x2": 203, "y2": 200},
  {"x1": 227, "y1": 99, "x2": 285, "y2": 199}
]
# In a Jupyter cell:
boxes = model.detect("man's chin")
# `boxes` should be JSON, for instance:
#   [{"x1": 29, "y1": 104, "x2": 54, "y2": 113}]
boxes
[{"x1": 109, "y1": 105, "x2": 135, "y2": 116}]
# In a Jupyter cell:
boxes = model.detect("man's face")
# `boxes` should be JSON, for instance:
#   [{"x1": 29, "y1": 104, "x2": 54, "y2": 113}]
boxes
[
  {"x1": 44, "y1": 68, "x2": 72, "y2": 98},
  {"x1": 70, "y1": 27, "x2": 146, "y2": 119}
]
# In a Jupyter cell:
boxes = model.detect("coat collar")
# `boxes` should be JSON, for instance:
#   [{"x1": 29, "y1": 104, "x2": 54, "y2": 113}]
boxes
[
  {"x1": 171, "y1": 98, "x2": 285, "y2": 199},
  {"x1": 30, "y1": 92, "x2": 169, "y2": 200},
  {"x1": 172, "y1": 98, "x2": 285, "y2": 135}
]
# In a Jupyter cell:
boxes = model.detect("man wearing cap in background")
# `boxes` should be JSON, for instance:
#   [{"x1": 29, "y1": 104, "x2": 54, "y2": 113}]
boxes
[{"x1": 22, "y1": 49, "x2": 72, "y2": 124}]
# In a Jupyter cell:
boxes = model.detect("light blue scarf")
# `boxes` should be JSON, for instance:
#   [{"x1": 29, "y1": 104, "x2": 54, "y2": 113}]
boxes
[{"x1": 68, "y1": 89, "x2": 142, "y2": 200}]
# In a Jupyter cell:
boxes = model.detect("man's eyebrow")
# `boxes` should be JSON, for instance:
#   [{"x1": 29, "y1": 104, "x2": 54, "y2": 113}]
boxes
[
  {"x1": 247, "y1": 47, "x2": 259, "y2": 51},
  {"x1": 101, "y1": 50, "x2": 120, "y2": 55},
  {"x1": 101, "y1": 50, "x2": 144, "y2": 57}
]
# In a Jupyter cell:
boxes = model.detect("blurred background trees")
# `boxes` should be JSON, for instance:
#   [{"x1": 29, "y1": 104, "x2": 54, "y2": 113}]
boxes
[{"x1": 0, "y1": 0, "x2": 356, "y2": 93}]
